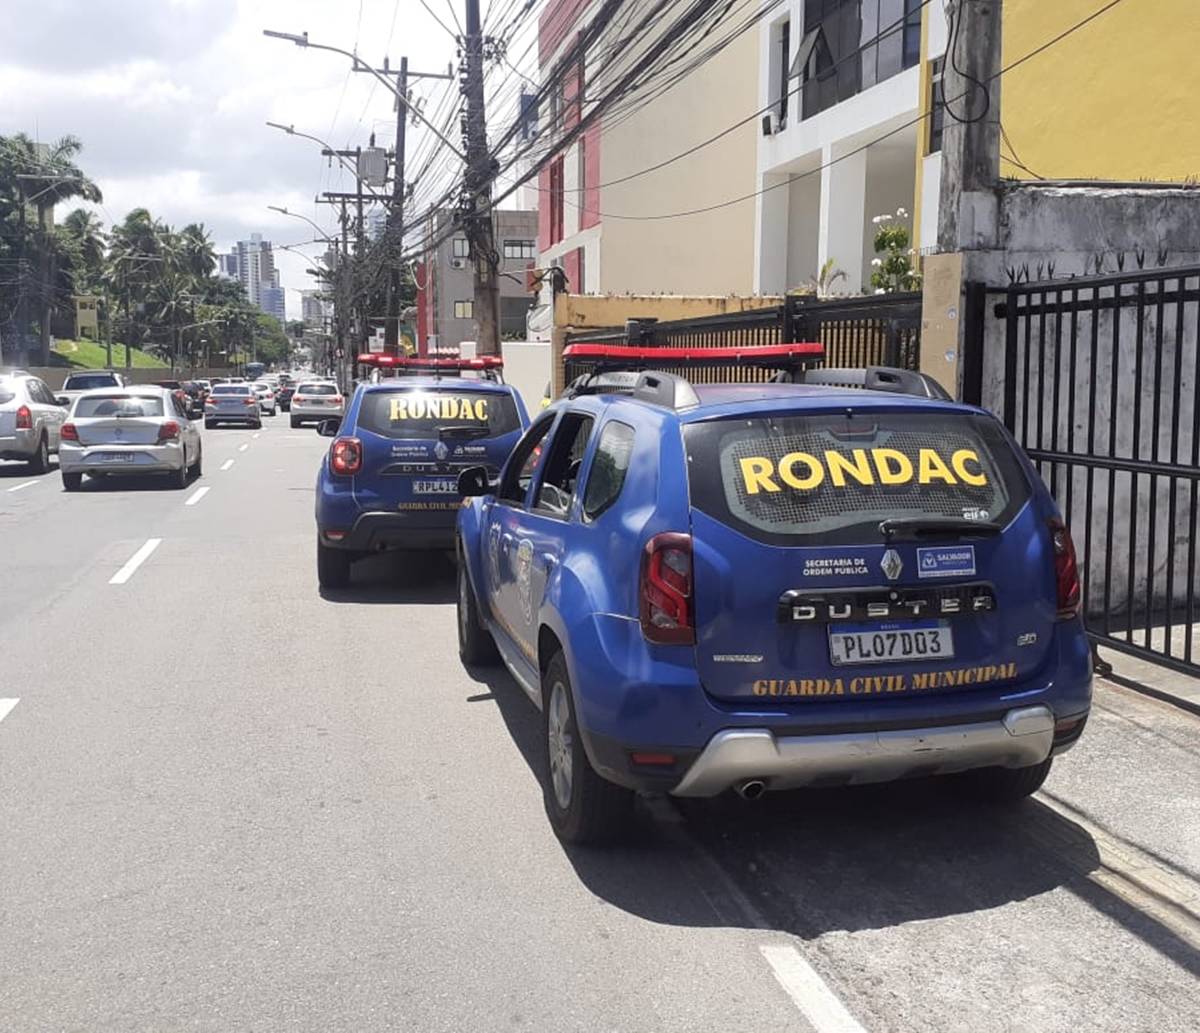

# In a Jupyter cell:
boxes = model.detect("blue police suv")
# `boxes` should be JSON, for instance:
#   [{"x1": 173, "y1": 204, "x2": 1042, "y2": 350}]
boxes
[
  {"x1": 314, "y1": 356, "x2": 529, "y2": 589},
  {"x1": 455, "y1": 344, "x2": 1092, "y2": 844}
]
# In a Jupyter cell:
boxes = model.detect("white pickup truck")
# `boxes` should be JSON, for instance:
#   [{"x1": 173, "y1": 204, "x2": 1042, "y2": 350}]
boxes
[{"x1": 56, "y1": 369, "x2": 129, "y2": 408}]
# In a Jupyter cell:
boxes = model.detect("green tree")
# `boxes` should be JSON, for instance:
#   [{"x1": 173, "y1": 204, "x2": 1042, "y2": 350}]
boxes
[{"x1": 869, "y1": 208, "x2": 921, "y2": 294}]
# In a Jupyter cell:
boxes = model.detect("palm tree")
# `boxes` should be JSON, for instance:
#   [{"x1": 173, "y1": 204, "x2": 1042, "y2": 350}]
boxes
[
  {"x1": 3, "y1": 134, "x2": 102, "y2": 363},
  {"x1": 106, "y1": 208, "x2": 165, "y2": 369},
  {"x1": 59, "y1": 208, "x2": 107, "y2": 288}
]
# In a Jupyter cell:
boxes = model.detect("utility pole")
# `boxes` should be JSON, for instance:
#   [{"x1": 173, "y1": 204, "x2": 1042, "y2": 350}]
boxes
[
  {"x1": 388, "y1": 57, "x2": 408, "y2": 354},
  {"x1": 462, "y1": 0, "x2": 501, "y2": 356}
]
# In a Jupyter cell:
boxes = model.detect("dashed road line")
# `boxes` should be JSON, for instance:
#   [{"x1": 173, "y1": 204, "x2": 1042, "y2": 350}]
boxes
[
  {"x1": 220, "y1": 459, "x2": 234, "y2": 471},
  {"x1": 6, "y1": 480, "x2": 38, "y2": 493},
  {"x1": 185, "y1": 486, "x2": 210, "y2": 507},
  {"x1": 760, "y1": 945, "x2": 868, "y2": 1033},
  {"x1": 253, "y1": 432, "x2": 261, "y2": 439},
  {"x1": 0, "y1": 698, "x2": 18, "y2": 724},
  {"x1": 109, "y1": 538, "x2": 162, "y2": 585},
  {"x1": 238, "y1": 444, "x2": 249, "y2": 452}
]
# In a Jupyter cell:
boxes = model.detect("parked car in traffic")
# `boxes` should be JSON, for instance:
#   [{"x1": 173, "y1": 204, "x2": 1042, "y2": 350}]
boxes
[
  {"x1": 0, "y1": 371, "x2": 67, "y2": 472},
  {"x1": 455, "y1": 344, "x2": 1092, "y2": 844},
  {"x1": 204, "y1": 383, "x2": 262, "y2": 429},
  {"x1": 313, "y1": 356, "x2": 529, "y2": 589},
  {"x1": 251, "y1": 381, "x2": 278, "y2": 416},
  {"x1": 290, "y1": 381, "x2": 344, "y2": 428},
  {"x1": 59, "y1": 386, "x2": 202, "y2": 490}
]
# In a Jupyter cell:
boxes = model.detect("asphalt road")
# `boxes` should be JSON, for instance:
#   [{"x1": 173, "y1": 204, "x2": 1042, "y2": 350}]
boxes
[{"x1": 1, "y1": 423, "x2": 1197, "y2": 1033}]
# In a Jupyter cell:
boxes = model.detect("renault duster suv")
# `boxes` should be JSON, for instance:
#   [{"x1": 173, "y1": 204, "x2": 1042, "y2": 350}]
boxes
[{"x1": 455, "y1": 345, "x2": 1092, "y2": 844}]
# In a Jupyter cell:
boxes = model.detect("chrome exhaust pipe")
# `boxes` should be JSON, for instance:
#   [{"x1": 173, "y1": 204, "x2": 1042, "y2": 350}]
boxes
[{"x1": 736, "y1": 779, "x2": 766, "y2": 801}]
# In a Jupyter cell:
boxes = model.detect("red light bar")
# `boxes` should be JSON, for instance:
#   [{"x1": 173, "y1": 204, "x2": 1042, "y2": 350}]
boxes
[
  {"x1": 356, "y1": 354, "x2": 504, "y2": 371},
  {"x1": 562, "y1": 342, "x2": 825, "y2": 368}
]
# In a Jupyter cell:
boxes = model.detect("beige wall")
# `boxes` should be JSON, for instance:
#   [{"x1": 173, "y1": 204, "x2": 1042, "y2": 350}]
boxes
[{"x1": 597, "y1": 11, "x2": 760, "y2": 296}]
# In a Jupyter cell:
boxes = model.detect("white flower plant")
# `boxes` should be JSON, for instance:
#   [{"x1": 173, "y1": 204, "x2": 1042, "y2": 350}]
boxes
[{"x1": 869, "y1": 207, "x2": 921, "y2": 293}]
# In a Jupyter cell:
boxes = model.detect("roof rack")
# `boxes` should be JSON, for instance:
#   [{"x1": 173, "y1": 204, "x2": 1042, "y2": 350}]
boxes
[
  {"x1": 799, "y1": 366, "x2": 951, "y2": 400},
  {"x1": 355, "y1": 354, "x2": 505, "y2": 382}
]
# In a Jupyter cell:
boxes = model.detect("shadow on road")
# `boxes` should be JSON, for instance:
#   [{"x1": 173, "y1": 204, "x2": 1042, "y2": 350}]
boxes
[
  {"x1": 67, "y1": 471, "x2": 198, "y2": 492},
  {"x1": 466, "y1": 658, "x2": 1200, "y2": 978},
  {"x1": 319, "y1": 550, "x2": 457, "y2": 605},
  {"x1": 0, "y1": 459, "x2": 54, "y2": 479}
]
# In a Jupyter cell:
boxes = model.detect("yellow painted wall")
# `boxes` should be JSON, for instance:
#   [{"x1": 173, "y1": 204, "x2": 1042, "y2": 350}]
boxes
[{"x1": 1001, "y1": 0, "x2": 1200, "y2": 182}]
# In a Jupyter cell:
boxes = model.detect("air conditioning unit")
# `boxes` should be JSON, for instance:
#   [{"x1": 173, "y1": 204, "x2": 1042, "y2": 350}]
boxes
[
  {"x1": 449, "y1": 258, "x2": 467, "y2": 270},
  {"x1": 762, "y1": 112, "x2": 781, "y2": 137}
]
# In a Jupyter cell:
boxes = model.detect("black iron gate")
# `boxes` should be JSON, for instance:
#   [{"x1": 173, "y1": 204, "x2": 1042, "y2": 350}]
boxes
[{"x1": 989, "y1": 265, "x2": 1200, "y2": 676}]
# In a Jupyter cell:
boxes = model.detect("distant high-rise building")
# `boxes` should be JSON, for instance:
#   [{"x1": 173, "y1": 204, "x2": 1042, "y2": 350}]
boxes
[
  {"x1": 216, "y1": 252, "x2": 239, "y2": 280},
  {"x1": 218, "y1": 234, "x2": 286, "y2": 320},
  {"x1": 301, "y1": 290, "x2": 327, "y2": 328}
]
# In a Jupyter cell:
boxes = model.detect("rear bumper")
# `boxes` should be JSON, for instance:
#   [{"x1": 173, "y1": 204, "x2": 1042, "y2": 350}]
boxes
[
  {"x1": 205, "y1": 411, "x2": 259, "y2": 423},
  {"x1": 59, "y1": 442, "x2": 184, "y2": 474},
  {"x1": 671, "y1": 705, "x2": 1055, "y2": 797},
  {"x1": 291, "y1": 406, "x2": 343, "y2": 422},
  {"x1": 321, "y1": 511, "x2": 456, "y2": 552},
  {"x1": 0, "y1": 430, "x2": 37, "y2": 459}
]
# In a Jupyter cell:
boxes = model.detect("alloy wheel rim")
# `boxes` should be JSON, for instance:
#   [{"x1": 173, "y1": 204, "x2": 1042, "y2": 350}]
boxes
[{"x1": 547, "y1": 680, "x2": 573, "y2": 811}]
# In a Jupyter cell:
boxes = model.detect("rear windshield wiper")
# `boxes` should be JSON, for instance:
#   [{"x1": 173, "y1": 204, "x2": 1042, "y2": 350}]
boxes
[
  {"x1": 439, "y1": 425, "x2": 490, "y2": 441},
  {"x1": 879, "y1": 517, "x2": 1003, "y2": 541}
]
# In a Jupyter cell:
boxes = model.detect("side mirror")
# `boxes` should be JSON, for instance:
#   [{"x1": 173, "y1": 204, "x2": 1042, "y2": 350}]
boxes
[
  {"x1": 316, "y1": 418, "x2": 340, "y2": 438},
  {"x1": 457, "y1": 465, "x2": 494, "y2": 498},
  {"x1": 56, "y1": 395, "x2": 70, "y2": 407}
]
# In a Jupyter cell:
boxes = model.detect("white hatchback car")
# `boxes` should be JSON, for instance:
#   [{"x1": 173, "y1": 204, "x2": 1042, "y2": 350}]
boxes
[
  {"x1": 289, "y1": 381, "x2": 344, "y2": 428},
  {"x1": 252, "y1": 382, "x2": 278, "y2": 416}
]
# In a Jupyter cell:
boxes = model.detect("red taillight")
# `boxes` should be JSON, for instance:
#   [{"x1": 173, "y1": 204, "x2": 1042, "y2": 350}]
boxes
[
  {"x1": 332, "y1": 396, "x2": 343, "y2": 405},
  {"x1": 243, "y1": 397, "x2": 257, "y2": 406},
  {"x1": 205, "y1": 397, "x2": 216, "y2": 407},
  {"x1": 157, "y1": 420, "x2": 180, "y2": 443},
  {"x1": 15, "y1": 404, "x2": 32, "y2": 430},
  {"x1": 330, "y1": 437, "x2": 362, "y2": 476},
  {"x1": 630, "y1": 752, "x2": 677, "y2": 768},
  {"x1": 1049, "y1": 518, "x2": 1081, "y2": 620},
  {"x1": 640, "y1": 532, "x2": 694, "y2": 645},
  {"x1": 60, "y1": 422, "x2": 79, "y2": 442}
]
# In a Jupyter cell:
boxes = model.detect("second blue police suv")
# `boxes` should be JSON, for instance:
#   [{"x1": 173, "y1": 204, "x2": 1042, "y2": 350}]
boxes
[
  {"x1": 455, "y1": 344, "x2": 1092, "y2": 845},
  {"x1": 314, "y1": 356, "x2": 529, "y2": 589}
]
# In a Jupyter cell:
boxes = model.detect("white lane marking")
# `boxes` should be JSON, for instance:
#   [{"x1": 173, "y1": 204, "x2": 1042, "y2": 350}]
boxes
[
  {"x1": 760, "y1": 945, "x2": 868, "y2": 1033},
  {"x1": 185, "y1": 486, "x2": 210, "y2": 507},
  {"x1": 109, "y1": 538, "x2": 163, "y2": 585},
  {"x1": 220, "y1": 459, "x2": 234, "y2": 471},
  {"x1": 253, "y1": 432, "x2": 261, "y2": 439},
  {"x1": 7, "y1": 480, "x2": 38, "y2": 493},
  {"x1": 238, "y1": 444, "x2": 249, "y2": 452},
  {"x1": 0, "y1": 699, "x2": 18, "y2": 724}
]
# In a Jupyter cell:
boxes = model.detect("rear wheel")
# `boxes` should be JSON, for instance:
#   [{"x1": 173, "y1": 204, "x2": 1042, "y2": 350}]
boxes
[
  {"x1": 317, "y1": 540, "x2": 351, "y2": 590},
  {"x1": 958, "y1": 756, "x2": 1053, "y2": 803},
  {"x1": 61, "y1": 471, "x2": 82, "y2": 491},
  {"x1": 253, "y1": 419, "x2": 262, "y2": 430},
  {"x1": 457, "y1": 558, "x2": 498, "y2": 665},
  {"x1": 191, "y1": 445, "x2": 203, "y2": 478},
  {"x1": 542, "y1": 651, "x2": 633, "y2": 845},
  {"x1": 205, "y1": 420, "x2": 216, "y2": 430},
  {"x1": 290, "y1": 416, "x2": 301, "y2": 429},
  {"x1": 28, "y1": 434, "x2": 49, "y2": 474},
  {"x1": 170, "y1": 452, "x2": 189, "y2": 490}
]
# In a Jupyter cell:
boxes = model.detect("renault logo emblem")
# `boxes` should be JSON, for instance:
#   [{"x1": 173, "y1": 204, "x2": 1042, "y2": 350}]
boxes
[
  {"x1": 433, "y1": 440, "x2": 450, "y2": 461},
  {"x1": 881, "y1": 549, "x2": 903, "y2": 581}
]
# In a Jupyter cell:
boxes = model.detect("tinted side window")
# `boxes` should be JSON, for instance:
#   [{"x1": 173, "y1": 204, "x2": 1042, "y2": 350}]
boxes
[
  {"x1": 499, "y1": 415, "x2": 556, "y2": 504},
  {"x1": 583, "y1": 421, "x2": 636, "y2": 520}
]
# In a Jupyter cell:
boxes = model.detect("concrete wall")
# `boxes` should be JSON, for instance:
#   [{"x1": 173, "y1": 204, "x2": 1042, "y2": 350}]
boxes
[{"x1": 457, "y1": 340, "x2": 552, "y2": 416}]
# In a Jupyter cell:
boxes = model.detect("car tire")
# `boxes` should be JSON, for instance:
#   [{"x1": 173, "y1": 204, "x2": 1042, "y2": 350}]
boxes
[
  {"x1": 61, "y1": 471, "x2": 82, "y2": 491},
  {"x1": 542, "y1": 651, "x2": 633, "y2": 845},
  {"x1": 191, "y1": 445, "x2": 203, "y2": 478},
  {"x1": 957, "y1": 756, "x2": 1053, "y2": 803},
  {"x1": 28, "y1": 434, "x2": 49, "y2": 474},
  {"x1": 205, "y1": 420, "x2": 216, "y2": 430},
  {"x1": 457, "y1": 557, "x2": 498, "y2": 665},
  {"x1": 290, "y1": 416, "x2": 301, "y2": 429},
  {"x1": 317, "y1": 539, "x2": 351, "y2": 590},
  {"x1": 171, "y1": 453, "x2": 189, "y2": 490},
  {"x1": 253, "y1": 419, "x2": 262, "y2": 430}
]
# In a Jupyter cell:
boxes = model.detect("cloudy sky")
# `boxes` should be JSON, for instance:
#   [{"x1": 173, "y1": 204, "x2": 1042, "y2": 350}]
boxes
[{"x1": 0, "y1": 0, "x2": 534, "y2": 319}]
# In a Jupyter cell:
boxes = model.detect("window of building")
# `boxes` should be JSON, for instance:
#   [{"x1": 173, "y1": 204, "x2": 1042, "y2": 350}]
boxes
[
  {"x1": 452, "y1": 237, "x2": 470, "y2": 259},
  {"x1": 771, "y1": 17, "x2": 791, "y2": 126},
  {"x1": 929, "y1": 56, "x2": 945, "y2": 153},
  {"x1": 454, "y1": 300, "x2": 474, "y2": 320},
  {"x1": 503, "y1": 239, "x2": 537, "y2": 261}
]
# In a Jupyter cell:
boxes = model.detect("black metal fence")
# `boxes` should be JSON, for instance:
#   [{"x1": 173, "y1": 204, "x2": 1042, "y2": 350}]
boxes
[
  {"x1": 562, "y1": 293, "x2": 923, "y2": 385},
  {"x1": 988, "y1": 265, "x2": 1200, "y2": 676}
]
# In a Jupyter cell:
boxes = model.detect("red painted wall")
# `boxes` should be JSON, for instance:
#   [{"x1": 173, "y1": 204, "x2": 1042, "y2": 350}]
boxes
[
  {"x1": 580, "y1": 123, "x2": 601, "y2": 231},
  {"x1": 563, "y1": 248, "x2": 582, "y2": 293}
]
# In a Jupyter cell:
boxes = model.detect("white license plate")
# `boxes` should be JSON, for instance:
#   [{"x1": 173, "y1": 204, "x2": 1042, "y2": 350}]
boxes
[
  {"x1": 829, "y1": 622, "x2": 954, "y2": 666},
  {"x1": 100, "y1": 452, "x2": 134, "y2": 463},
  {"x1": 413, "y1": 479, "x2": 459, "y2": 495}
]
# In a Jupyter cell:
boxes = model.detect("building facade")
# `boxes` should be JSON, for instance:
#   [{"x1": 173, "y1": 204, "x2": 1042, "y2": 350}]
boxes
[
  {"x1": 415, "y1": 209, "x2": 539, "y2": 354},
  {"x1": 300, "y1": 290, "x2": 327, "y2": 328},
  {"x1": 534, "y1": 0, "x2": 761, "y2": 297},
  {"x1": 217, "y1": 234, "x2": 285, "y2": 321}
]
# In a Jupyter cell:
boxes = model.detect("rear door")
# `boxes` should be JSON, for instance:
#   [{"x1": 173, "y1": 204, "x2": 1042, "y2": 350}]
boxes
[
  {"x1": 683, "y1": 407, "x2": 1056, "y2": 704},
  {"x1": 352, "y1": 385, "x2": 525, "y2": 524}
]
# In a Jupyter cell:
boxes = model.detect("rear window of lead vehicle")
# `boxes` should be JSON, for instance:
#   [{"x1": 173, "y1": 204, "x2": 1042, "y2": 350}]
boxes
[
  {"x1": 357, "y1": 389, "x2": 521, "y2": 441},
  {"x1": 64, "y1": 373, "x2": 121, "y2": 390},
  {"x1": 75, "y1": 395, "x2": 165, "y2": 418},
  {"x1": 684, "y1": 410, "x2": 1031, "y2": 546}
]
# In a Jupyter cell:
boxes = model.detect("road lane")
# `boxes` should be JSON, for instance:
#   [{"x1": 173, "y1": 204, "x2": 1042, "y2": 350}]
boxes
[{"x1": 1, "y1": 425, "x2": 1197, "y2": 1032}]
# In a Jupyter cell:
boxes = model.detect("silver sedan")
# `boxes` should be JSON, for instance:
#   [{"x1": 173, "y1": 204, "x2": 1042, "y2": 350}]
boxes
[{"x1": 58, "y1": 387, "x2": 202, "y2": 491}]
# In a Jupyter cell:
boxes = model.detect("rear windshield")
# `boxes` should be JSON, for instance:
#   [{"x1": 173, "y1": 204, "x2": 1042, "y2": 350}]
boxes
[
  {"x1": 684, "y1": 410, "x2": 1030, "y2": 546},
  {"x1": 64, "y1": 373, "x2": 121, "y2": 390},
  {"x1": 357, "y1": 388, "x2": 521, "y2": 440},
  {"x1": 76, "y1": 395, "x2": 164, "y2": 418},
  {"x1": 212, "y1": 385, "x2": 251, "y2": 396},
  {"x1": 297, "y1": 383, "x2": 338, "y2": 396}
]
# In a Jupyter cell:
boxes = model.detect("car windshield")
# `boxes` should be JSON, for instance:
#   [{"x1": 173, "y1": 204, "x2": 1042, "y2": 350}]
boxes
[
  {"x1": 75, "y1": 395, "x2": 164, "y2": 418},
  {"x1": 64, "y1": 373, "x2": 120, "y2": 390},
  {"x1": 212, "y1": 385, "x2": 250, "y2": 396},
  {"x1": 298, "y1": 383, "x2": 338, "y2": 396}
]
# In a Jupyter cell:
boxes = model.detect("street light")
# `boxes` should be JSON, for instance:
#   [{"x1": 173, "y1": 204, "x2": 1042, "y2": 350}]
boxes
[
  {"x1": 267, "y1": 205, "x2": 335, "y2": 242},
  {"x1": 262, "y1": 29, "x2": 467, "y2": 161},
  {"x1": 265, "y1": 122, "x2": 391, "y2": 204}
]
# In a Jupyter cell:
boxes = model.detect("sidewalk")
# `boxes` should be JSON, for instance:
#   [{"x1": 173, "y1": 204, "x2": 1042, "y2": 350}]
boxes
[{"x1": 1095, "y1": 639, "x2": 1200, "y2": 716}]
